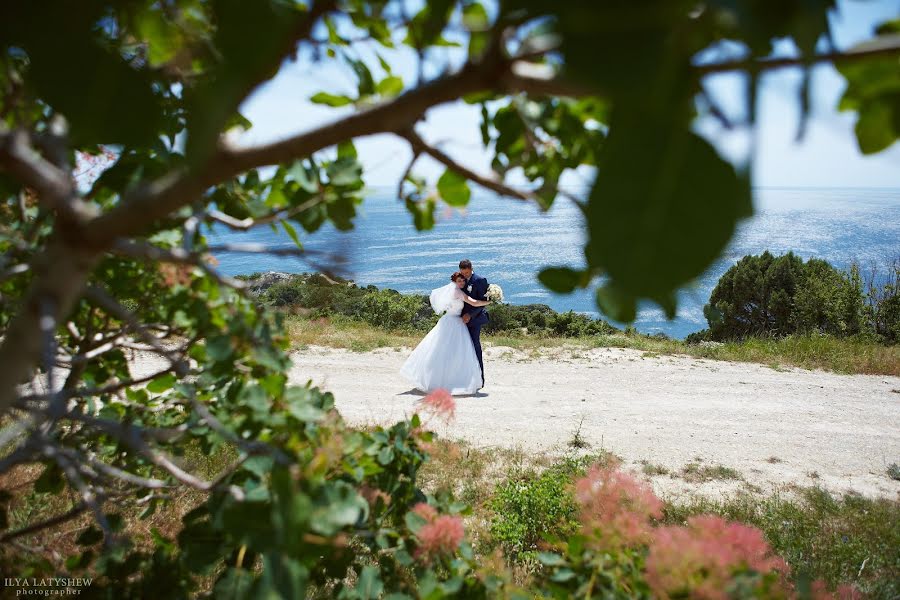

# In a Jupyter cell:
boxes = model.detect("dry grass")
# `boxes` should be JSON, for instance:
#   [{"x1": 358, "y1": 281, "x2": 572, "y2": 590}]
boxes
[
  {"x1": 283, "y1": 316, "x2": 900, "y2": 376},
  {"x1": 680, "y1": 461, "x2": 744, "y2": 483},
  {"x1": 0, "y1": 442, "x2": 237, "y2": 582}
]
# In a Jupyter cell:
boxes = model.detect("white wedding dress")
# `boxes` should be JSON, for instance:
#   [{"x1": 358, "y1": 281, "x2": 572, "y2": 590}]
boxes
[{"x1": 400, "y1": 283, "x2": 483, "y2": 395}]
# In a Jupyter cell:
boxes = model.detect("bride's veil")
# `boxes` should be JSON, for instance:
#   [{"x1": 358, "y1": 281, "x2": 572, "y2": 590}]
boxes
[{"x1": 429, "y1": 282, "x2": 458, "y2": 315}]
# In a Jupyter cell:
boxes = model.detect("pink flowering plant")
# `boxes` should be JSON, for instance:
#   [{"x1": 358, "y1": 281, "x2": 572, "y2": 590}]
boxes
[{"x1": 531, "y1": 465, "x2": 855, "y2": 600}]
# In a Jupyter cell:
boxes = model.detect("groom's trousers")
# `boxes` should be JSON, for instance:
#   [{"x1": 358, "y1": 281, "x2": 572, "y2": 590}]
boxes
[{"x1": 466, "y1": 313, "x2": 488, "y2": 387}]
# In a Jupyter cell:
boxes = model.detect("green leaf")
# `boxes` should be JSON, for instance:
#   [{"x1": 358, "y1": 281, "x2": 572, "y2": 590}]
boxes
[
  {"x1": 437, "y1": 169, "x2": 471, "y2": 207},
  {"x1": 854, "y1": 99, "x2": 898, "y2": 154},
  {"x1": 356, "y1": 565, "x2": 384, "y2": 599},
  {"x1": 346, "y1": 57, "x2": 376, "y2": 97},
  {"x1": 309, "y1": 483, "x2": 367, "y2": 535},
  {"x1": 376, "y1": 75, "x2": 404, "y2": 97},
  {"x1": 281, "y1": 220, "x2": 303, "y2": 250},
  {"x1": 337, "y1": 140, "x2": 358, "y2": 160},
  {"x1": 206, "y1": 335, "x2": 233, "y2": 361},
  {"x1": 585, "y1": 109, "x2": 750, "y2": 308},
  {"x1": 135, "y1": 8, "x2": 182, "y2": 67},
  {"x1": 406, "y1": 197, "x2": 436, "y2": 230},
  {"x1": 538, "y1": 267, "x2": 585, "y2": 293},
  {"x1": 377, "y1": 446, "x2": 394, "y2": 465},
  {"x1": 146, "y1": 373, "x2": 176, "y2": 393},
  {"x1": 76, "y1": 526, "x2": 104, "y2": 546},
  {"x1": 310, "y1": 92, "x2": 354, "y2": 107},
  {"x1": 595, "y1": 284, "x2": 637, "y2": 323},
  {"x1": 327, "y1": 157, "x2": 363, "y2": 187},
  {"x1": 285, "y1": 388, "x2": 326, "y2": 422},
  {"x1": 34, "y1": 463, "x2": 65, "y2": 495},
  {"x1": 537, "y1": 551, "x2": 566, "y2": 566},
  {"x1": 462, "y1": 3, "x2": 489, "y2": 31}
]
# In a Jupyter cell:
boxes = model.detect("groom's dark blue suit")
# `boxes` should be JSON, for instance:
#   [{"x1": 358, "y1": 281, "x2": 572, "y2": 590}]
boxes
[{"x1": 461, "y1": 273, "x2": 489, "y2": 387}]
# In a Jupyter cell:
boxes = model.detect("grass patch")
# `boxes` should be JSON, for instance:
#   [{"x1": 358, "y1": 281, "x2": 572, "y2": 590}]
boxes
[
  {"x1": 283, "y1": 315, "x2": 900, "y2": 376},
  {"x1": 680, "y1": 461, "x2": 744, "y2": 483},
  {"x1": 663, "y1": 488, "x2": 900, "y2": 597},
  {"x1": 888, "y1": 463, "x2": 900, "y2": 482},
  {"x1": 640, "y1": 461, "x2": 670, "y2": 476}
]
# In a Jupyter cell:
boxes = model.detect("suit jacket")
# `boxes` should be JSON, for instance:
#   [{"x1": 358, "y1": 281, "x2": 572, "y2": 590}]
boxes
[{"x1": 461, "y1": 273, "x2": 489, "y2": 325}]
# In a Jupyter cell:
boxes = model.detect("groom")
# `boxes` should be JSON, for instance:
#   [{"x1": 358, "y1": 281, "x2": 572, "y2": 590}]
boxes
[{"x1": 458, "y1": 259, "x2": 489, "y2": 389}]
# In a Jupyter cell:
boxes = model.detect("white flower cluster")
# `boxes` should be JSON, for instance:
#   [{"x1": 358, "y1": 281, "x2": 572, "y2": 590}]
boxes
[{"x1": 486, "y1": 283, "x2": 504, "y2": 302}]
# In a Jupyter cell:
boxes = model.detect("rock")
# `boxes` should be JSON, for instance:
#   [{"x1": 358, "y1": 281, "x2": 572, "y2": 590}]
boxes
[
  {"x1": 699, "y1": 340, "x2": 724, "y2": 349},
  {"x1": 244, "y1": 271, "x2": 293, "y2": 296}
]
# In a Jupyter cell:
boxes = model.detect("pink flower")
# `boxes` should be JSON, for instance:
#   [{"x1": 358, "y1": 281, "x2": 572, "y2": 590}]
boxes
[
  {"x1": 646, "y1": 515, "x2": 789, "y2": 600},
  {"x1": 421, "y1": 389, "x2": 456, "y2": 421},
  {"x1": 574, "y1": 465, "x2": 663, "y2": 550},
  {"x1": 411, "y1": 505, "x2": 464, "y2": 562},
  {"x1": 411, "y1": 502, "x2": 438, "y2": 522},
  {"x1": 809, "y1": 582, "x2": 864, "y2": 600},
  {"x1": 359, "y1": 485, "x2": 391, "y2": 508}
]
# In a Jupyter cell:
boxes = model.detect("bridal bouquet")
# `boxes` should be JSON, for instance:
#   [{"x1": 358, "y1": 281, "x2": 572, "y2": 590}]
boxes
[{"x1": 486, "y1": 283, "x2": 504, "y2": 302}]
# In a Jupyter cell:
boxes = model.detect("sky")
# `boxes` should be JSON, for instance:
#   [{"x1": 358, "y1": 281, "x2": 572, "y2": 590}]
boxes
[{"x1": 237, "y1": 0, "x2": 900, "y2": 194}]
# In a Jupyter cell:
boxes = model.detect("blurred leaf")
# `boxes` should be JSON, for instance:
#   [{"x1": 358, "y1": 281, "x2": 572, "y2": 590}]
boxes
[
  {"x1": 437, "y1": 169, "x2": 471, "y2": 207},
  {"x1": 282, "y1": 221, "x2": 303, "y2": 249},
  {"x1": 356, "y1": 565, "x2": 384, "y2": 599},
  {"x1": 406, "y1": 197, "x2": 436, "y2": 230},
  {"x1": 146, "y1": 373, "x2": 176, "y2": 393},
  {"x1": 462, "y1": 3, "x2": 489, "y2": 31},
  {"x1": 135, "y1": 7, "x2": 182, "y2": 67},
  {"x1": 376, "y1": 75, "x2": 404, "y2": 97},
  {"x1": 585, "y1": 108, "x2": 750, "y2": 310},
  {"x1": 311, "y1": 92, "x2": 354, "y2": 107},
  {"x1": 34, "y1": 463, "x2": 65, "y2": 494},
  {"x1": 538, "y1": 267, "x2": 585, "y2": 293}
]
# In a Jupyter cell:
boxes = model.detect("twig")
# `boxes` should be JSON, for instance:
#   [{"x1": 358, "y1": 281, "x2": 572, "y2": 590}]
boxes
[
  {"x1": 188, "y1": 393, "x2": 292, "y2": 465},
  {"x1": 0, "y1": 128, "x2": 94, "y2": 222},
  {"x1": 0, "y1": 503, "x2": 88, "y2": 543},
  {"x1": 84, "y1": 285, "x2": 189, "y2": 376},
  {"x1": 400, "y1": 127, "x2": 533, "y2": 201}
]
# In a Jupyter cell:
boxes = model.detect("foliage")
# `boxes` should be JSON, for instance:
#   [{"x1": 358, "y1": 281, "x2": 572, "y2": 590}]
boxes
[
  {"x1": 257, "y1": 272, "x2": 619, "y2": 338},
  {"x1": 1, "y1": 0, "x2": 898, "y2": 597},
  {"x1": 664, "y1": 487, "x2": 900, "y2": 599},
  {"x1": 693, "y1": 252, "x2": 899, "y2": 343},
  {"x1": 488, "y1": 458, "x2": 584, "y2": 557}
]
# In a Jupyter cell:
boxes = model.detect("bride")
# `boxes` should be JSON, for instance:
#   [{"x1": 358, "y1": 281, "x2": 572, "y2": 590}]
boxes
[{"x1": 400, "y1": 271, "x2": 491, "y2": 395}]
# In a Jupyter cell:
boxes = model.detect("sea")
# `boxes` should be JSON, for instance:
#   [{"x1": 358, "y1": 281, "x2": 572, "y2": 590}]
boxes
[{"x1": 211, "y1": 187, "x2": 900, "y2": 340}]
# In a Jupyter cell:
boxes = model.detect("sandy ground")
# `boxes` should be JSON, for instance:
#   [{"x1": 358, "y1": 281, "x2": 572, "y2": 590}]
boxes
[{"x1": 288, "y1": 345, "x2": 900, "y2": 501}]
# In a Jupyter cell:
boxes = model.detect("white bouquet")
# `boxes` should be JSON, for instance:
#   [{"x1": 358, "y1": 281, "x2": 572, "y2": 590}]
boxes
[{"x1": 486, "y1": 283, "x2": 504, "y2": 303}]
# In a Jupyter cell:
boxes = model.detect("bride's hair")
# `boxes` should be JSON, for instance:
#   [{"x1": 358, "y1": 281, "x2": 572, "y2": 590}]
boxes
[{"x1": 450, "y1": 271, "x2": 465, "y2": 282}]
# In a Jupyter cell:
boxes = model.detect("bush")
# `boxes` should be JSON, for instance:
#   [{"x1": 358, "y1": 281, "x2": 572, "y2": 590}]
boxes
[
  {"x1": 489, "y1": 457, "x2": 593, "y2": 557},
  {"x1": 865, "y1": 259, "x2": 900, "y2": 344},
  {"x1": 703, "y1": 252, "x2": 872, "y2": 341},
  {"x1": 256, "y1": 273, "x2": 619, "y2": 338}
]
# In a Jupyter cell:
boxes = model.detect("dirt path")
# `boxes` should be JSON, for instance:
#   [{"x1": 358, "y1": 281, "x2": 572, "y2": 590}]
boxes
[{"x1": 289, "y1": 345, "x2": 900, "y2": 500}]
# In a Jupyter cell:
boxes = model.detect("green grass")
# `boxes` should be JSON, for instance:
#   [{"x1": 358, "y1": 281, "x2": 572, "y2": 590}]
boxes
[
  {"x1": 420, "y1": 440, "x2": 899, "y2": 597},
  {"x1": 284, "y1": 314, "x2": 900, "y2": 375},
  {"x1": 640, "y1": 461, "x2": 670, "y2": 476},
  {"x1": 663, "y1": 488, "x2": 900, "y2": 598},
  {"x1": 680, "y1": 461, "x2": 744, "y2": 483},
  {"x1": 5, "y1": 434, "x2": 897, "y2": 596}
]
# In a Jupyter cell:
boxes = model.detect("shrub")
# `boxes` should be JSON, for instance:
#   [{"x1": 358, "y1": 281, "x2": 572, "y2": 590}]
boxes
[
  {"x1": 865, "y1": 259, "x2": 900, "y2": 343},
  {"x1": 256, "y1": 273, "x2": 619, "y2": 338},
  {"x1": 703, "y1": 252, "x2": 871, "y2": 341},
  {"x1": 489, "y1": 460, "x2": 582, "y2": 557}
]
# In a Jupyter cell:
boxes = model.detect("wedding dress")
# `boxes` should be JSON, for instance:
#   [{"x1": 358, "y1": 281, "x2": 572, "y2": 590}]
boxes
[{"x1": 400, "y1": 283, "x2": 483, "y2": 395}]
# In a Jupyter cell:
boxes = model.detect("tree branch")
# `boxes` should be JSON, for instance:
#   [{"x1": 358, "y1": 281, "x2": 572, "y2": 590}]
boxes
[
  {"x1": 0, "y1": 128, "x2": 95, "y2": 222},
  {"x1": 400, "y1": 128, "x2": 533, "y2": 201},
  {"x1": 85, "y1": 54, "x2": 512, "y2": 245},
  {"x1": 0, "y1": 503, "x2": 88, "y2": 543}
]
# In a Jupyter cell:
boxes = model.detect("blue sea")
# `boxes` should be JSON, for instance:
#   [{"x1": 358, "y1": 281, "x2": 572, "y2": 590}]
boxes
[{"x1": 211, "y1": 187, "x2": 900, "y2": 339}]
